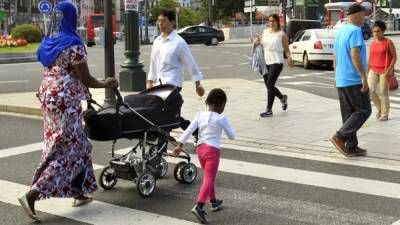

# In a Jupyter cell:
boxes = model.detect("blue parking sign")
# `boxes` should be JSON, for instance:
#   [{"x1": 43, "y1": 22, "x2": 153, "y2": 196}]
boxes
[{"x1": 39, "y1": 0, "x2": 52, "y2": 14}]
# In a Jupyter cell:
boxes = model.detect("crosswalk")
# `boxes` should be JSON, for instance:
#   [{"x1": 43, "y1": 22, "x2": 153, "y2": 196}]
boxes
[{"x1": 1, "y1": 141, "x2": 400, "y2": 224}]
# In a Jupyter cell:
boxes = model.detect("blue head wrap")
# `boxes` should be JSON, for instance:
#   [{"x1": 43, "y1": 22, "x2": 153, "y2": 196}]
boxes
[{"x1": 37, "y1": 1, "x2": 84, "y2": 67}]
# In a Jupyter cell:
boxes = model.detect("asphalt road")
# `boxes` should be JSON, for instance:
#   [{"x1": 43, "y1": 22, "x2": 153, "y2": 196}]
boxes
[
  {"x1": 1, "y1": 114, "x2": 400, "y2": 224},
  {"x1": 1, "y1": 41, "x2": 399, "y2": 108}
]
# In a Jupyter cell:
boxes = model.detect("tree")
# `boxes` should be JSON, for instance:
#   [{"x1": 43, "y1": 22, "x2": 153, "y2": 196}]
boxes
[
  {"x1": 200, "y1": 0, "x2": 244, "y2": 25},
  {"x1": 150, "y1": 0, "x2": 203, "y2": 27}
]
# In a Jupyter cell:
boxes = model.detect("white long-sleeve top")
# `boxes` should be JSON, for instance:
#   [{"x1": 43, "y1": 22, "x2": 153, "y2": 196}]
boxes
[
  {"x1": 147, "y1": 30, "x2": 203, "y2": 87},
  {"x1": 179, "y1": 111, "x2": 235, "y2": 149}
]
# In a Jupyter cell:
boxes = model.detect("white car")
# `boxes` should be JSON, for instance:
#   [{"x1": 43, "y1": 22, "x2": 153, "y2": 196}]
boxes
[{"x1": 289, "y1": 29, "x2": 336, "y2": 69}]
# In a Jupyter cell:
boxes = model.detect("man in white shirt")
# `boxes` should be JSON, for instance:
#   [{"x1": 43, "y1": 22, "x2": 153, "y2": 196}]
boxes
[{"x1": 147, "y1": 9, "x2": 205, "y2": 132}]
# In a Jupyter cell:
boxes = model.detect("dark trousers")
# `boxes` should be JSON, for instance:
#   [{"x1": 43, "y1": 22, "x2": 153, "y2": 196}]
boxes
[
  {"x1": 263, "y1": 64, "x2": 284, "y2": 110},
  {"x1": 337, "y1": 85, "x2": 371, "y2": 150}
]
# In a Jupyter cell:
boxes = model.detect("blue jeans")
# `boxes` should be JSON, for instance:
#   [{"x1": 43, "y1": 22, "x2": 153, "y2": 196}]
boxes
[{"x1": 336, "y1": 85, "x2": 371, "y2": 150}]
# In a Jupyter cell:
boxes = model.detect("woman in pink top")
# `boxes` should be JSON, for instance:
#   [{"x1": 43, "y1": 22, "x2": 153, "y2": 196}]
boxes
[{"x1": 368, "y1": 21, "x2": 397, "y2": 121}]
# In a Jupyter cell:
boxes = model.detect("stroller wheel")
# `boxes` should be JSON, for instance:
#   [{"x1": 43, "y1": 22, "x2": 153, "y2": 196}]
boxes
[
  {"x1": 173, "y1": 162, "x2": 187, "y2": 183},
  {"x1": 99, "y1": 166, "x2": 118, "y2": 190},
  {"x1": 180, "y1": 163, "x2": 197, "y2": 184},
  {"x1": 158, "y1": 158, "x2": 168, "y2": 178},
  {"x1": 137, "y1": 173, "x2": 156, "y2": 198}
]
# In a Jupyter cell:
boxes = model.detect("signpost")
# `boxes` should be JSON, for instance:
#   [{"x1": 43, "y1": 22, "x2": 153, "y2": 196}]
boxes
[
  {"x1": 38, "y1": 0, "x2": 52, "y2": 35},
  {"x1": 176, "y1": 7, "x2": 180, "y2": 29},
  {"x1": 125, "y1": 0, "x2": 139, "y2": 11}
]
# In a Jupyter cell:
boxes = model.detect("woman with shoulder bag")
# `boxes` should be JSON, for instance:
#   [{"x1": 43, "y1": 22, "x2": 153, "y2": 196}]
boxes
[
  {"x1": 254, "y1": 14, "x2": 294, "y2": 117},
  {"x1": 368, "y1": 21, "x2": 397, "y2": 121}
]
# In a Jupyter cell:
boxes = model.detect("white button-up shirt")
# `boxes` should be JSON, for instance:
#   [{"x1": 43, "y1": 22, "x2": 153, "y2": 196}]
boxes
[
  {"x1": 179, "y1": 111, "x2": 235, "y2": 149},
  {"x1": 147, "y1": 30, "x2": 203, "y2": 87}
]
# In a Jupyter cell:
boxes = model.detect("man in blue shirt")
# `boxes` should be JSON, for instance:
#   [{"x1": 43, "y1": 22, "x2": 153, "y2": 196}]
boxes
[{"x1": 330, "y1": 4, "x2": 371, "y2": 157}]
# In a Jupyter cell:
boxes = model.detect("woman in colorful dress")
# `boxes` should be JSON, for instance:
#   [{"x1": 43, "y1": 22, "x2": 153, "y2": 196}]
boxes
[{"x1": 17, "y1": 2, "x2": 118, "y2": 221}]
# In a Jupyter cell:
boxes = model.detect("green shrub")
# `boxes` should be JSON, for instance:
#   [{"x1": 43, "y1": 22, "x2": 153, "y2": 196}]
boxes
[{"x1": 11, "y1": 24, "x2": 43, "y2": 43}]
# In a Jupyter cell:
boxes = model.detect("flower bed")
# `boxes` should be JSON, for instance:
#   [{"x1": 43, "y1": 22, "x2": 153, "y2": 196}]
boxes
[{"x1": 0, "y1": 35, "x2": 28, "y2": 48}]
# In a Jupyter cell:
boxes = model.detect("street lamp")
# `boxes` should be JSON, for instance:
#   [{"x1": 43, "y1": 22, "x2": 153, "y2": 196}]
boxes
[{"x1": 119, "y1": 0, "x2": 146, "y2": 92}]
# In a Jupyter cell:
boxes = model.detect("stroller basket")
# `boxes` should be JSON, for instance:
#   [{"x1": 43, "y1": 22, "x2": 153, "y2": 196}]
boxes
[{"x1": 84, "y1": 84, "x2": 183, "y2": 141}]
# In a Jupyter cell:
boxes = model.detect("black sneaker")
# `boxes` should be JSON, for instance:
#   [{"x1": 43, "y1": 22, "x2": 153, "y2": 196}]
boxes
[
  {"x1": 191, "y1": 205, "x2": 207, "y2": 223},
  {"x1": 260, "y1": 110, "x2": 273, "y2": 117},
  {"x1": 210, "y1": 199, "x2": 223, "y2": 211},
  {"x1": 281, "y1": 95, "x2": 288, "y2": 111}
]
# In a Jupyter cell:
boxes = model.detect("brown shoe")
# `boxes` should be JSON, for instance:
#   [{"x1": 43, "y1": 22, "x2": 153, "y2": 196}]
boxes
[
  {"x1": 329, "y1": 135, "x2": 351, "y2": 157},
  {"x1": 349, "y1": 147, "x2": 367, "y2": 156}
]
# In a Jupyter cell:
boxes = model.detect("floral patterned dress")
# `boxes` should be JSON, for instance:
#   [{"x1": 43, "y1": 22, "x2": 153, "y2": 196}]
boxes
[{"x1": 32, "y1": 44, "x2": 97, "y2": 200}]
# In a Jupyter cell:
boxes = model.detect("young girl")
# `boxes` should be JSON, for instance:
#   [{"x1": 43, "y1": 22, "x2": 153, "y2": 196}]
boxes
[{"x1": 172, "y1": 88, "x2": 235, "y2": 223}]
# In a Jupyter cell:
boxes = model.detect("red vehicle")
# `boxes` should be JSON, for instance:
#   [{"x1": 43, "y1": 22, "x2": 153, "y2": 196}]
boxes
[{"x1": 86, "y1": 14, "x2": 116, "y2": 47}]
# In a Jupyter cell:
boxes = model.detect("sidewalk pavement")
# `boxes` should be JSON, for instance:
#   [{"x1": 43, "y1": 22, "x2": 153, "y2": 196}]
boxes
[{"x1": 1, "y1": 78, "x2": 400, "y2": 162}]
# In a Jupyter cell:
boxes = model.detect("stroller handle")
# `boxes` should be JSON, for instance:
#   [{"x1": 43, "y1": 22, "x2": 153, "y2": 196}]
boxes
[{"x1": 113, "y1": 87, "x2": 123, "y2": 104}]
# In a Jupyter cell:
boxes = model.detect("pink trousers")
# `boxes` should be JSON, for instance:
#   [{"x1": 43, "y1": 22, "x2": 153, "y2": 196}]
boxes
[{"x1": 196, "y1": 144, "x2": 220, "y2": 203}]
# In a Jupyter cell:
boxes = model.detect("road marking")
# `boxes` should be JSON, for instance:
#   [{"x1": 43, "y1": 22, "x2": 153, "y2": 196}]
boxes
[
  {"x1": 238, "y1": 62, "x2": 249, "y2": 65},
  {"x1": 0, "y1": 62, "x2": 40, "y2": 66},
  {"x1": 217, "y1": 65, "x2": 234, "y2": 68},
  {"x1": 24, "y1": 68, "x2": 43, "y2": 71},
  {"x1": 114, "y1": 149, "x2": 400, "y2": 200},
  {"x1": 390, "y1": 96, "x2": 400, "y2": 101},
  {"x1": 4, "y1": 143, "x2": 400, "y2": 202},
  {"x1": 391, "y1": 103, "x2": 400, "y2": 109},
  {"x1": 0, "y1": 180, "x2": 199, "y2": 225},
  {"x1": 0, "y1": 80, "x2": 29, "y2": 84},
  {"x1": 198, "y1": 67, "x2": 210, "y2": 70},
  {"x1": 279, "y1": 76, "x2": 296, "y2": 79},
  {"x1": 282, "y1": 81, "x2": 334, "y2": 88},
  {"x1": 0, "y1": 142, "x2": 43, "y2": 159}
]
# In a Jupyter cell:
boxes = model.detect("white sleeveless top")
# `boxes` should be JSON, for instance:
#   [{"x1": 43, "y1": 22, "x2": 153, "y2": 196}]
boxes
[{"x1": 261, "y1": 29, "x2": 284, "y2": 65}]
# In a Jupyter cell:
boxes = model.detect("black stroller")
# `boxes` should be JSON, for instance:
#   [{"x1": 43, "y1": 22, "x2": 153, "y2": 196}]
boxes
[{"x1": 84, "y1": 84, "x2": 198, "y2": 197}]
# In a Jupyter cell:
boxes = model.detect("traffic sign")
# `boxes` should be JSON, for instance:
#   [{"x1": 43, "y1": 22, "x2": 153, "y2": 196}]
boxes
[
  {"x1": 175, "y1": 7, "x2": 180, "y2": 14},
  {"x1": 38, "y1": 0, "x2": 52, "y2": 14}
]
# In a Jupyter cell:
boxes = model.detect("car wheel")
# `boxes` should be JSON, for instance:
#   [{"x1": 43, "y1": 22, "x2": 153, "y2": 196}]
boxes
[
  {"x1": 303, "y1": 53, "x2": 311, "y2": 69},
  {"x1": 211, "y1": 37, "x2": 219, "y2": 45}
]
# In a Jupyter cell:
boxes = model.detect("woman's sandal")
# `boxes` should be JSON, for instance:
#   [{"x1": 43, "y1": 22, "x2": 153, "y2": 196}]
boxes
[
  {"x1": 72, "y1": 195, "x2": 93, "y2": 207},
  {"x1": 17, "y1": 194, "x2": 41, "y2": 222}
]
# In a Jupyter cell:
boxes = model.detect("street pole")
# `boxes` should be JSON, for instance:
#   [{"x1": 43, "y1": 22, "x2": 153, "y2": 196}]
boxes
[
  {"x1": 144, "y1": 0, "x2": 149, "y2": 43},
  {"x1": 176, "y1": 12, "x2": 179, "y2": 29},
  {"x1": 373, "y1": 0, "x2": 376, "y2": 22},
  {"x1": 103, "y1": 0, "x2": 116, "y2": 107},
  {"x1": 119, "y1": 0, "x2": 146, "y2": 91},
  {"x1": 250, "y1": 0, "x2": 253, "y2": 42},
  {"x1": 208, "y1": 0, "x2": 212, "y2": 26}
]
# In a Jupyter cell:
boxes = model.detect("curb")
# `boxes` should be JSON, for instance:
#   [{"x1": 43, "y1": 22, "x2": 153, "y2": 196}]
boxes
[
  {"x1": 0, "y1": 105, "x2": 42, "y2": 116},
  {"x1": 0, "y1": 52, "x2": 37, "y2": 64},
  {"x1": 2, "y1": 104, "x2": 400, "y2": 162}
]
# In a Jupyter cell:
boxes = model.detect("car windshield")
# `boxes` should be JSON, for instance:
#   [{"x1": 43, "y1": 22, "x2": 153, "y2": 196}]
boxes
[{"x1": 315, "y1": 31, "x2": 336, "y2": 39}]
